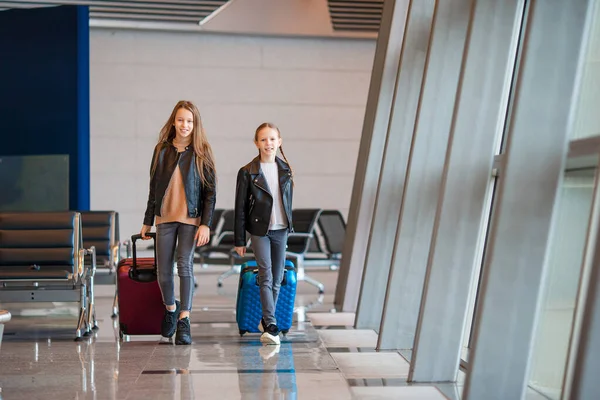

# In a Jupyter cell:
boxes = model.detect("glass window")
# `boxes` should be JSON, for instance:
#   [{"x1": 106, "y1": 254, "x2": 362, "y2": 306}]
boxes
[{"x1": 528, "y1": 168, "x2": 597, "y2": 399}]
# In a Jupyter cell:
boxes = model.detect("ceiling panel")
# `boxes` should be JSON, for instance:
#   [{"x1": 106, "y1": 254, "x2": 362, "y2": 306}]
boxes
[
  {"x1": 328, "y1": 0, "x2": 383, "y2": 32},
  {"x1": 0, "y1": 0, "x2": 227, "y2": 24},
  {"x1": 0, "y1": 0, "x2": 381, "y2": 37}
]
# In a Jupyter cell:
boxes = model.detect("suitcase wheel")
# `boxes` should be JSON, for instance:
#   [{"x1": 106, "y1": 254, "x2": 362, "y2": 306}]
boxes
[
  {"x1": 239, "y1": 329, "x2": 247, "y2": 336},
  {"x1": 281, "y1": 330, "x2": 289, "y2": 336},
  {"x1": 119, "y1": 323, "x2": 127, "y2": 340}
]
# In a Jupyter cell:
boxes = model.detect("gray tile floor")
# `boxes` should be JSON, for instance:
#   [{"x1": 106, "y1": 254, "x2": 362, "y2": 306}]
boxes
[{"x1": 0, "y1": 261, "x2": 549, "y2": 399}]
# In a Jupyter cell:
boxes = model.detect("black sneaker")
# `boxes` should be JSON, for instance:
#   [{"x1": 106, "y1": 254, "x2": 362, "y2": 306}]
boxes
[
  {"x1": 260, "y1": 323, "x2": 280, "y2": 345},
  {"x1": 258, "y1": 318, "x2": 268, "y2": 333},
  {"x1": 266, "y1": 323, "x2": 280, "y2": 336},
  {"x1": 161, "y1": 300, "x2": 180, "y2": 338},
  {"x1": 175, "y1": 317, "x2": 192, "y2": 345}
]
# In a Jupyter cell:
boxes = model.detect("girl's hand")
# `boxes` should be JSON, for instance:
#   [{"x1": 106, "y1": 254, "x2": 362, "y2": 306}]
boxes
[
  {"x1": 234, "y1": 246, "x2": 246, "y2": 257},
  {"x1": 140, "y1": 225, "x2": 152, "y2": 239},
  {"x1": 195, "y1": 225, "x2": 210, "y2": 247}
]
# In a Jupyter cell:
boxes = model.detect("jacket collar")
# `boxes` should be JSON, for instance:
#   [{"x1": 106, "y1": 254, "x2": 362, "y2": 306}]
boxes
[
  {"x1": 248, "y1": 156, "x2": 290, "y2": 176},
  {"x1": 164, "y1": 140, "x2": 192, "y2": 153}
]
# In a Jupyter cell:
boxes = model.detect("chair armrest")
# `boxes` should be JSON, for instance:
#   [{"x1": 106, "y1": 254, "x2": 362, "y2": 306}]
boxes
[
  {"x1": 0, "y1": 310, "x2": 11, "y2": 324},
  {"x1": 286, "y1": 232, "x2": 315, "y2": 254},
  {"x1": 215, "y1": 230, "x2": 234, "y2": 244},
  {"x1": 110, "y1": 242, "x2": 121, "y2": 270},
  {"x1": 80, "y1": 246, "x2": 97, "y2": 279},
  {"x1": 110, "y1": 242, "x2": 121, "y2": 265},
  {"x1": 122, "y1": 240, "x2": 132, "y2": 258}
]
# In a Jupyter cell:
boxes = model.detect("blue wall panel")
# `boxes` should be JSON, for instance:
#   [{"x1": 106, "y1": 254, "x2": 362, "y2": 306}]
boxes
[{"x1": 0, "y1": 5, "x2": 90, "y2": 210}]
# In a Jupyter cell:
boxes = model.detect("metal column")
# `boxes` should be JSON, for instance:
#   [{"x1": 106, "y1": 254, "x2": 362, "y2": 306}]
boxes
[
  {"x1": 334, "y1": 0, "x2": 411, "y2": 312},
  {"x1": 409, "y1": 0, "x2": 526, "y2": 382},
  {"x1": 377, "y1": 0, "x2": 475, "y2": 350},
  {"x1": 355, "y1": 0, "x2": 435, "y2": 331}
]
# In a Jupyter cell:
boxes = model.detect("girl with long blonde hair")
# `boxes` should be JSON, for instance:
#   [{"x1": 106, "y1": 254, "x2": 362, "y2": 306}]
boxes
[{"x1": 140, "y1": 100, "x2": 217, "y2": 345}]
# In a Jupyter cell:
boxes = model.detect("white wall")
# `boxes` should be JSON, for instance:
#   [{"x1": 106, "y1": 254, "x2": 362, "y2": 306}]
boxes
[{"x1": 89, "y1": 29, "x2": 375, "y2": 238}]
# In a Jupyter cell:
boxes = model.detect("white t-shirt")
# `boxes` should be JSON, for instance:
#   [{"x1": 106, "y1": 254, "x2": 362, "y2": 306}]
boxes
[{"x1": 261, "y1": 162, "x2": 288, "y2": 230}]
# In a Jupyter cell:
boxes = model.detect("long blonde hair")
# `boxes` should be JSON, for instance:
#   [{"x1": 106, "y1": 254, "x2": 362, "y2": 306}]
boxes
[
  {"x1": 255, "y1": 122, "x2": 294, "y2": 180},
  {"x1": 152, "y1": 100, "x2": 216, "y2": 188}
]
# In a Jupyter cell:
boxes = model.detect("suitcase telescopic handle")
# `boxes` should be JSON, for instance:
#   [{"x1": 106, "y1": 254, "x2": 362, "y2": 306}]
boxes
[{"x1": 130, "y1": 233, "x2": 157, "y2": 271}]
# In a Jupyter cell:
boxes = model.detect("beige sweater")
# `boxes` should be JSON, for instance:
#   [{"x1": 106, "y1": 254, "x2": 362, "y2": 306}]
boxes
[{"x1": 156, "y1": 145, "x2": 201, "y2": 227}]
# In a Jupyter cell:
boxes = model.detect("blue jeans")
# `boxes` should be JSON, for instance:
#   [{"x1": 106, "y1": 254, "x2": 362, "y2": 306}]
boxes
[
  {"x1": 156, "y1": 222, "x2": 196, "y2": 312},
  {"x1": 250, "y1": 229, "x2": 288, "y2": 326}
]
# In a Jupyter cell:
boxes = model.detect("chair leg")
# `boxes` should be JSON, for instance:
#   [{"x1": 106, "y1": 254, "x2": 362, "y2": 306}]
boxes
[
  {"x1": 293, "y1": 294, "x2": 324, "y2": 323},
  {"x1": 294, "y1": 255, "x2": 325, "y2": 294},
  {"x1": 301, "y1": 275, "x2": 325, "y2": 294},
  {"x1": 87, "y1": 275, "x2": 99, "y2": 331},
  {"x1": 75, "y1": 284, "x2": 89, "y2": 340},
  {"x1": 198, "y1": 254, "x2": 208, "y2": 269},
  {"x1": 111, "y1": 291, "x2": 119, "y2": 319},
  {"x1": 217, "y1": 264, "x2": 241, "y2": 287}
]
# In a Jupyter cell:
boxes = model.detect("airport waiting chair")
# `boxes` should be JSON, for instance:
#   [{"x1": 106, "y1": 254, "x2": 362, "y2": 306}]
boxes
[{"x1": 0, "y1": 212, "x2": 97, "y2": 339}]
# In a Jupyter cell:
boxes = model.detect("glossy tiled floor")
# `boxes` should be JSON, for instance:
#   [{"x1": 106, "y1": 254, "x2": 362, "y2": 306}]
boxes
[{"x1": 0, "y1": 261, "x2": 549, "y2": 399}]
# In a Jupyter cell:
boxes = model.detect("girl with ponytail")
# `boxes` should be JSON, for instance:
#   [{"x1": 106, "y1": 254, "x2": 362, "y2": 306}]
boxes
[{"x1": 233, "y1": 122, "x2": 294, "y2": 345}]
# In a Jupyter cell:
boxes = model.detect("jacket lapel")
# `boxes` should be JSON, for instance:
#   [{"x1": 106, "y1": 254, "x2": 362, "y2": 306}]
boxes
[
  {"x1": 276, "y1": 157, "x2": 291, "y2": 192},
  {"x1": 249, "y1": 156, "x2": 271, "y2": 195},
  {"x1": 250, "y1": 156, "x2": 291, "y2": 196}
]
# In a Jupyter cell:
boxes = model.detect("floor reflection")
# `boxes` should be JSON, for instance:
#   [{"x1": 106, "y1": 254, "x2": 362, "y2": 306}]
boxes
[
  {"x1": 0, "y1": 267, "x2": 348, "y2": 400},
  {"x1": 237, "y1": 343, "x2": 298, "y2": 400}
]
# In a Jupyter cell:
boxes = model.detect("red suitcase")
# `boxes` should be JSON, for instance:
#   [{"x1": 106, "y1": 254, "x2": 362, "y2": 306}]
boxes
[{"x1": 117, "y1": 233, "x2": 164, "y2": 338}]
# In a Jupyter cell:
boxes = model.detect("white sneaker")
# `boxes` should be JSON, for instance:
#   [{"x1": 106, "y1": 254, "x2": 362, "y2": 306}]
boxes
[{"x1": 260, "y1": 331, "x2": 281, "y2": 345}]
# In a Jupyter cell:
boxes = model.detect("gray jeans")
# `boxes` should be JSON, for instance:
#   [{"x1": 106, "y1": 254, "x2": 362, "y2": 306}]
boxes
[
  {"x1": 156, "y1": 222, "x2": 197, "y2": 312},
  {"x1": 250, "y1": 229, "x2": 288, "y2": 326}
]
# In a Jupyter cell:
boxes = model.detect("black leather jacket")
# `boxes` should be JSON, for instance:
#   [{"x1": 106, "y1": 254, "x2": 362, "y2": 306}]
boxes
[
  {"x1": 234, "y1": 156, "x2": 293, "y2": 246},
  {"x1": 143, "y1": 142, "x2": 216, "y2": 227}
]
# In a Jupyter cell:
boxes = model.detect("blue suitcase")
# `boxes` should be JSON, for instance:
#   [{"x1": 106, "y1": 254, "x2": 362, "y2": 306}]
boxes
[{"x1": 236, "y1": 260, "x2": 297, "y2": 336}]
